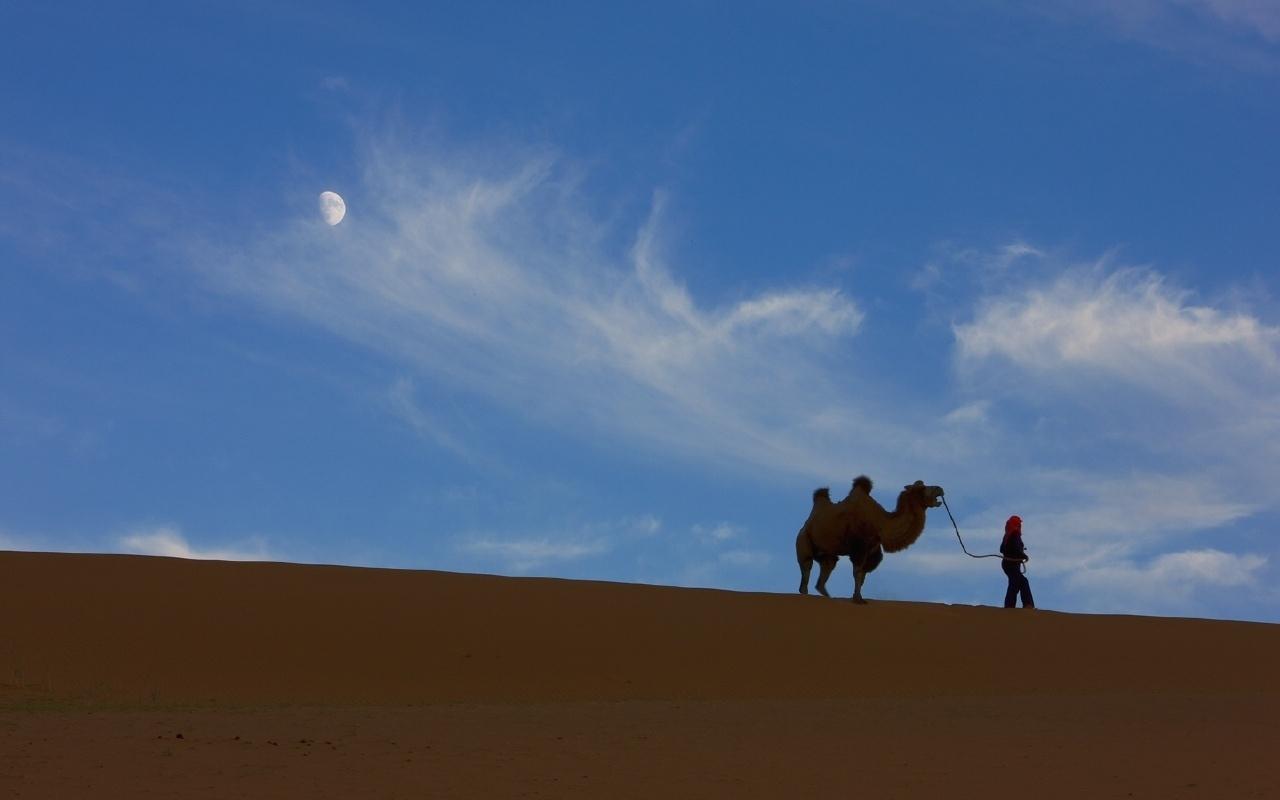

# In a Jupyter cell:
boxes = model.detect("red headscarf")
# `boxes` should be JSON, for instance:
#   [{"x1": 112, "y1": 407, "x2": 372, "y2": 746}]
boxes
[{"x1": 1003, "y1": 515, "x2": 1022, "y2": 544}]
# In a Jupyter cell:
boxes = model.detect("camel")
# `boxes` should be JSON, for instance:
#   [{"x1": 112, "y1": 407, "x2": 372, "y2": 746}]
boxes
[{"x1": 795, "y1": 476, "x2": 944, "y2": 603}]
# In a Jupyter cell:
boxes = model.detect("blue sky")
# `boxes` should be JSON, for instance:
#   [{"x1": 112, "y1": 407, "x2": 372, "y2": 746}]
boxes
[{"x1": 3, "y1": 1, "x2": 1278, "y2": 622}]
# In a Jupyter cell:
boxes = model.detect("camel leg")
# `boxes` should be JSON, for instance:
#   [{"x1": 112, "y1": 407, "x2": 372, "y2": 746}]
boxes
[
  {"x1": 798, "y1": 555, "x2": 813, "y2": 594},
  {"x1": 815, "y1": 557, "x2": 837, "y2": 598},
  {"x1": 796, "y1": 529, "x2": 814, "y2": 595},
  {"x1": 851, "y1": 564, "x2": 868, "y2": 604}
]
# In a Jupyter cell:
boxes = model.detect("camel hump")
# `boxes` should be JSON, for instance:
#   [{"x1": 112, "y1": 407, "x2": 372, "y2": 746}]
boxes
[{"x1": 812, "y1": 487, "x2": 832, "y2": 505}]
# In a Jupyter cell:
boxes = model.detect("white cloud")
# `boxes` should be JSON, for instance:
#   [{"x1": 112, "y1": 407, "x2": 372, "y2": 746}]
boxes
[
  {"x1": 0, "y1": 528, "x2": 31, "y2": 550},
  {"x1": 720, "y1": 289, "x2": 863, "y2": 337},
  {"x1": 1122, "y1": 0, "x2": 1280, "y2": 42},
  {"x1": 628, "y1": 515, "x2": 663, "y2": 536},
  {"x1": 452, "y1": 511, "x2": 674, "y2": 573},
  {"x1": 1036, "y1": 470, "x2": 1255, "y2": 537},
  {"x1": 718, "y1": 549, "x2": 771, "y2": 567},
  {"x1": 901, "y1": 467, "x2": 1263, "y2": 581},
  {"x1": 943, "y1": 401, "x2": 990, "y2": 425},
  {"x1": 385, "y1": 377, "x2": 478, "y2": 462},
  {"x1": 913, "y1": 241, "x2": 1044, "y2": 292},
  {"x1": 999, "y1": 242, "x2": 1044, "y2": 263},
  {"x1": 180, "y1": 127, "x2": 1277, "y2": 619},
  {"x1": 118, "y1": 526, "x2": 269, "y2": 561},
  {"x1": 956, "y1": 267, "x2": 1279, "y2": 389},
  {"x1": 458, "y1": 535, "x2": 609, "y2": 572},
  {"x1": 693, "y1": 522, "x2": 741, "y2": 542},
  {"x1": 954, "y1": 264, "x2": 1280, "y2": 485},
  {"x1": 194, "y1": 139, "x2": 878, "y2": 482},
  {"x1": 1204, "y1": 0, "x2": 1280, "y2": 40},
  {"x1": 895, "y1": 247, "x2": 1280, "y2": 603},
  {"x1": 1067, "y1": 548, "x2": 1268, "y2": 611},
  {"x1": 1028, "y1": 0, "x2": 1280, "y2": 69}
]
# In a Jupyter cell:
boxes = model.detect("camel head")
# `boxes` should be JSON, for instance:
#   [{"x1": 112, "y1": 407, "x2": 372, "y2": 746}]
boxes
[{"x1": 901, "y1": 480, "x2": 945, "y2": 509}]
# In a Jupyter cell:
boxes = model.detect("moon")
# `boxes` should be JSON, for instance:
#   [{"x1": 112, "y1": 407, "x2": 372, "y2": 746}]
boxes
[{"x1": 318, "y1": 190, "x2": 346, "y2": 226}]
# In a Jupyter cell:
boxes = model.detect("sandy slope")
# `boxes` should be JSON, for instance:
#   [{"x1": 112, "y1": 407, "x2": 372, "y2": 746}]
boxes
[{"x1": 2, "y1": 551, "x2": 1277, "y2": 798}]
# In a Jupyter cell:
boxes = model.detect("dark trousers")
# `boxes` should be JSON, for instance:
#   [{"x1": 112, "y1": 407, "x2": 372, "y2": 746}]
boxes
[{"x1": 1003, "y1": 562, "x2": 1034, "y2": 608}]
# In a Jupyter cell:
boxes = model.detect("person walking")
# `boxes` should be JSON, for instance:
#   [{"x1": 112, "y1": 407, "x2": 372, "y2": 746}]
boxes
[{"x1": 1000, "y1": 515, "x2": 1034, "y2": 608}]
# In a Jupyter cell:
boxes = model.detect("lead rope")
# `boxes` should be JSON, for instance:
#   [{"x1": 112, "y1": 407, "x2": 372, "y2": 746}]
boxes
[{"x1": 940, "y1": 496, "x2": 1028, "y2": 574}]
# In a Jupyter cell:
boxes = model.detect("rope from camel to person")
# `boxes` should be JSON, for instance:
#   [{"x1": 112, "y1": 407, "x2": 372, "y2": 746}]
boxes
[{"x1": 941, "y1": 496, "x2": 1028, "y2": 574}]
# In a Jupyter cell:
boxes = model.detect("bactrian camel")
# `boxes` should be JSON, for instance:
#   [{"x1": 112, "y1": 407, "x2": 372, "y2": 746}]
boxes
[{"x1": 795, "y1": 476, "x2": 945, "y2": 603}]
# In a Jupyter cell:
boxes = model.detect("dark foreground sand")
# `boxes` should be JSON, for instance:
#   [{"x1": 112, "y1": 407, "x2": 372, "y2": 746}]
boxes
[{"x1": 2, "y1": 551, "x2": 1277, "y2": 798}]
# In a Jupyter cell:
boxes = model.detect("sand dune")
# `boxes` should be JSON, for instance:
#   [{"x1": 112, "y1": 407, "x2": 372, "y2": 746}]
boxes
[{"x1": 2, "y1": 550, "x2": 1277, "y2": 798}]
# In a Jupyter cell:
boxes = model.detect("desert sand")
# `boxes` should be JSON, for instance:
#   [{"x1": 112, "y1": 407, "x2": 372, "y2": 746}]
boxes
[{"x1": 2, "y1": 550, "x2": 1277, "y2": 798}]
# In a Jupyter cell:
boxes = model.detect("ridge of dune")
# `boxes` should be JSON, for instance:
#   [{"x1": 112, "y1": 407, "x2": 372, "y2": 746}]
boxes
[{"x1": 2, "y1": 550, "x2": 1277, "y2": 709}]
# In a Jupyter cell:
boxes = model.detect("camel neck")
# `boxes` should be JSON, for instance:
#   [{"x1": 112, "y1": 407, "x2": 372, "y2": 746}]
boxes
[{"x1": 880, "y1": 500, "x2": 927, "y2": 553}]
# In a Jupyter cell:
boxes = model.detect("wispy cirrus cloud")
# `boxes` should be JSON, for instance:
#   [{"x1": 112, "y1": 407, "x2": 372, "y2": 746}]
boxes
[
  {"x1": 0, "y1": 527, "x2": 35, "y2": 551},
  {"x1": 118, "y1": 526, "x2": 270, "y2": 561},
  {"x1": 887, "y1": 245, "x2": 1279, "y2": 620},
  {"x1": 1196, "y1": 0, "x2": 1280, "y2": 40},
  {"x1": 692, "y1": 522, "x2": 741, "y2": 543},
  {"x1": 904, "y1": 470, "x2": 1257, "y2": 573},
  {"x1": 3, "y1": 524, "x2": 271, "y2": 563},
  {"x1": 190, "y1": 137, "x2": 895, "y2": 483},
  {"x1": 629, "y1": 515, "x2": 663, "y2": 536},
  {"x1": 1066, "y1": 548, "x2": 1268, "y2": 613},
  {"x1": 718, "y1": 549, "x2": 771, "y2": 568},
  {"x1": 385, "y1": 376, "x2": 480, "y2": 463},
  {"x1": 1076, "y1": 0, "x2": 1280, "y2": 42},
  {"x1": 1026, "y1": 0, "x2": 1280, "y2": 69},
  {"x1": 178, "y1": 129, "x2": 1276, "y2": 615},
  {"x1": 454, "y1": 514, "x2": 665, "y2": 574},
  {"x1": 955, "y1": 266, "x2": 1280, "y2": 403},
  {"x1": 953, "y1": 261, "x2": 1280, "y2": 481},
  {"x1": 458, "y1": 535, "x2": 609, "y2": 573}
]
